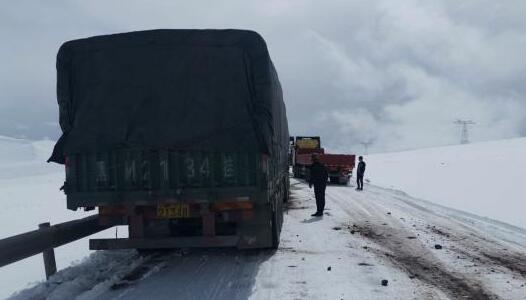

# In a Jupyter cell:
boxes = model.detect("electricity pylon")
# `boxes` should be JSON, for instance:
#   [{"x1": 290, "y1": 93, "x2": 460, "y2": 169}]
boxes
[
  {"x1": 360, "y1": 140, "x2": 373, "y2": 155},
  {"x1": 454, "y1": 119, "x2": 475, "y2": 144}
]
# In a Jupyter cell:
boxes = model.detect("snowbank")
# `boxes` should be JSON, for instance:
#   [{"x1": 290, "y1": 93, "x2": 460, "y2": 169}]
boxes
[
  {"x1": 0, "y1": 136, "x2": 35, "y2": 163},
  {"x1": 0, "y1": 137, "x2": 122, "y2": 299},
  {"x1": 366, "y1": 137, "x2": 526, "y2": 229}
]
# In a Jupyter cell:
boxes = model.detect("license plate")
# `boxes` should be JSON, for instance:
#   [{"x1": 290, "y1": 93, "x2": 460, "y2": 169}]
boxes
[{"x1": 157, "y1": 203, "x2": 190, "y2": 218}]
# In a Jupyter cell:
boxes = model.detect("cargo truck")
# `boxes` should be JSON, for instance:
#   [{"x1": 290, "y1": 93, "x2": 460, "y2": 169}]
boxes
[
  {"x1": 49, "y1": 29, "x2": 289, "y2": 250},
  {"x1": 292, "y1": 136, "x2": 355, "y2": 185}
]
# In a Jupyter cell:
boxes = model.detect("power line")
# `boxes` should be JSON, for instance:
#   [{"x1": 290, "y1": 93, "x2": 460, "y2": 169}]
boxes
[
  {"x1": 454, "y1": 119, "x2": 475, "y2": 144},
  {"x1": 360, "y1": 140, "x2": 373, "y2": 155}
]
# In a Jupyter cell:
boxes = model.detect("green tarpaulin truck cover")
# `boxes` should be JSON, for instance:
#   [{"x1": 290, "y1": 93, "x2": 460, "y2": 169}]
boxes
[{"x1": 49, "y1": 29, "x2": 288, "y2": 164}]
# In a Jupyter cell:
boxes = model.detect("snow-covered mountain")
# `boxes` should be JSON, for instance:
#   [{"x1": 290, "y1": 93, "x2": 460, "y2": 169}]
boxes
[
  {"x1": 0, "y1": 135, "x2": 35, "y2": 163},
  {"x1": 367, "y1": 137, "x2": 526, "y2": 230}
]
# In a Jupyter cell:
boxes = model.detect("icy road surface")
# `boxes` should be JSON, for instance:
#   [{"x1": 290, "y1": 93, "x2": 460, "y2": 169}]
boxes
[{"x1": 10, "y1": 179, "x2": 526, "y2": 300}]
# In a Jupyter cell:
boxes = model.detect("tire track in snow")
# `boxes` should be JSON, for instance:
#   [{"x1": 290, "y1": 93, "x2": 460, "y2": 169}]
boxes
[
  {"x1": 352, "y1": 223, "x2": 497, "y2": 300},
  {"x1": 327, "y1": 185, "x2": 499, "y2": 299},
  {"x1": 365, "y1": 185, "x2": 526, "y2": 282},
  {"x1": 97, "y1": 249, "x2": 274, "y2": 300}
]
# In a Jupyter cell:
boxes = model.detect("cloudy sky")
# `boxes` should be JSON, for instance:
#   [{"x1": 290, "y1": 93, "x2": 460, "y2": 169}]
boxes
[{"x1": 2, "y1": 0, "x2": 526, "y2": 153}]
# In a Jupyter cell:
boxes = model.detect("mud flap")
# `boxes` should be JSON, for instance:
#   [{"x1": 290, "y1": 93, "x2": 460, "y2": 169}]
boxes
[{"x1": 237, "y1": 204, "x2": 273, "y2": 249}]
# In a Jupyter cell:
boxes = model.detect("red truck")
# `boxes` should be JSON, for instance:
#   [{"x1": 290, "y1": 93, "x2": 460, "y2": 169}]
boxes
[{"x1": 292, "y1": 137, "x2": 355, "y2": 185}]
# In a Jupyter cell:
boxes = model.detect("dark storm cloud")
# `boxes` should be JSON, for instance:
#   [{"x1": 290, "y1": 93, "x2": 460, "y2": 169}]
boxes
[{"x1": 1, "y1": 0, "x2": 525, "y2": 152}]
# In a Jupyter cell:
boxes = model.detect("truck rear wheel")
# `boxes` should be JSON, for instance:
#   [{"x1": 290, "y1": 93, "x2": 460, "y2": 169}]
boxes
[
  {"x1": 270, "y1": 196, "x2": 282, "y2": 249},
  {"x1": 329, "y1": 176, "x2": 339, "y2": 184},
  {"x1": 283, "y1": 177, "x2": 290, "y2": 203},
  {"x1": 271, "y1": 210, "x2": 279, "y2": 249},
  {"x1": 292, "y1": 166, "x2": 298, "y2": 178}
]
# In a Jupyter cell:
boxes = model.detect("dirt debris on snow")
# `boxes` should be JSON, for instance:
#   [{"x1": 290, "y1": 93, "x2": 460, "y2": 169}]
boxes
[
  {"x1": 481, "y1": 252, "x2": 526, "y2": 277},
  {"x1": 358, "y1": 263, "x2": 374, "y2": 266},
  {"x1": 351, "y1": 223, "x2": 499, "y2": 299}
]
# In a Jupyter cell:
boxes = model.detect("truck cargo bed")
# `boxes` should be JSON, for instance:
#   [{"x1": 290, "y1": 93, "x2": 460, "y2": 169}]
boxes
[{"x1": 65, "y1": 149, "x2": 260, "y2": 209}]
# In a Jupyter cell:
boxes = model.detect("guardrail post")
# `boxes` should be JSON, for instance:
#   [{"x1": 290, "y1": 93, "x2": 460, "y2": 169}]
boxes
[{"x1": 38, "y1": 223, "x2": 57, "y2": 279}]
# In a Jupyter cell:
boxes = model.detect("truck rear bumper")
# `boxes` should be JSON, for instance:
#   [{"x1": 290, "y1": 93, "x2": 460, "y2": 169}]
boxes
[{"x1": 90, "y1": 236, "x2": 239, "y2": 250}]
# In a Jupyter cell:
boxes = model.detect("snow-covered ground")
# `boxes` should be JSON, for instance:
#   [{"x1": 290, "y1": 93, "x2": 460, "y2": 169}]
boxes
[
  {"x1": 3, "y1": 137, "x2": 526, "y2": 299},
  {"x1": 366, "y1": 138, "x2": 526, "y2": 230},
  {"x1": 9, "y1": 179, "x2": 526, "y2": 299},
  {"x1": 0, "y1": 136, "x2": 122, "y2": 300}
]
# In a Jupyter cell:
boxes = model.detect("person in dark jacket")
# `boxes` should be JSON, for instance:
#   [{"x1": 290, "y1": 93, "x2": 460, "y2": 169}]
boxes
[
  {"x1": 308, "y1": 154, "x2": 328, "y2": 217},
  {"x1": 356, "y1": 156, "x2": 366, "y2": 190}
]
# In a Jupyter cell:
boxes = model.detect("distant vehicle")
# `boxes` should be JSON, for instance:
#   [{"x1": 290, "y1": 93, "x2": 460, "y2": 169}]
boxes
[
  {"x1": 292, "y1": 136, "x2": 355, "y2": 185},
  {"x1": 49, "y1": 29, "x2": 289, "y2": 250}
]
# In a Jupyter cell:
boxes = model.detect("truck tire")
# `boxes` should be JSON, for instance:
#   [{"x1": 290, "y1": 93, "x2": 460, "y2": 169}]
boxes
[
  {"x1": 304, "y1": 168, "x2": 310, "y2": 182},
  {"x1": 283, "y1": 177, "x2": 290, "y2": 203},
  {"x1": 329, "y1": 176, "x2": 339, "y2": 184},
  {"x1": 271, "y1": 198, "x2": 282, "y2": 249},
  {"x1": 271, "y1": 211, "x2": 279, "y2": 249}
]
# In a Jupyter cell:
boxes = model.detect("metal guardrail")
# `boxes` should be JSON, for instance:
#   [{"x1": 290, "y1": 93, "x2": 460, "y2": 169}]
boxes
[{"x1": 0, "y1": 215, "x2": 111, "y2": 278}]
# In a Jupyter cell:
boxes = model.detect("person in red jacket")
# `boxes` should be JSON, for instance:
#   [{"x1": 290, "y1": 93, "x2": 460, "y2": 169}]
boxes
[{"x1": 308, "y1": 154, "x2": 328, "y2": 217}]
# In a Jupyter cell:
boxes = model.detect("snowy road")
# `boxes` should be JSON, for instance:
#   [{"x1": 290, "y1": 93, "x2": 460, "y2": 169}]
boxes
[{"x1": 10, "y1": 178, "x2": 526, "y2": 300}]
